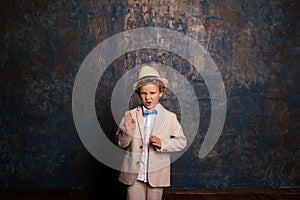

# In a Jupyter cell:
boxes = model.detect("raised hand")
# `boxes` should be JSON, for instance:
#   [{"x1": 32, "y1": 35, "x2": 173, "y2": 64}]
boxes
[{"x1": 124, "y1": 112, "x2": 136, "y2": 132}]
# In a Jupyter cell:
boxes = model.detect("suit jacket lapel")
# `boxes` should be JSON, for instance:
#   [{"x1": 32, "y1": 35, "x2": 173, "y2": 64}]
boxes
[{"x1": 151, "y1": 104, "x2": 166, "y2": 136}]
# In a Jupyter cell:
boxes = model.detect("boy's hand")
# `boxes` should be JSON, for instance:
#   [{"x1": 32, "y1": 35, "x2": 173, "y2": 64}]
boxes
[
  {"x1": 150, "y1": 135, "x2": 161, "y2": 149},
  {"x1": 124, "y1": 112, "x2": 136, "y2": 132}
]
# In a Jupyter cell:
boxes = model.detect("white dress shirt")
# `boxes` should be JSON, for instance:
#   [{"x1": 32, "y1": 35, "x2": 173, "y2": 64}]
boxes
[{"x1": 137, "y1": 104, "x2": 159, "y2": 182}]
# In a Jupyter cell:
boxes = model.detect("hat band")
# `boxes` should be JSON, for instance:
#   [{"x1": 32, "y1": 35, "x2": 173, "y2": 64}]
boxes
[{"x1": 137, "y1": 75, "x2": 159, "y2": 82}]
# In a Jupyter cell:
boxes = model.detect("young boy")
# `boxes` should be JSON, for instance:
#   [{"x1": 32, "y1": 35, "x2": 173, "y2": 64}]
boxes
[{"x1": 116, "y1": 66, "x2": 187, "y2": 200}]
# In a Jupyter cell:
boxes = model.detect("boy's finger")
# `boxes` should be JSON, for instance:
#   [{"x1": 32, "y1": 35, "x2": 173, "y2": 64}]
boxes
[{"x1": 126, "y1": 112, "x2": 132, "y2": 119}]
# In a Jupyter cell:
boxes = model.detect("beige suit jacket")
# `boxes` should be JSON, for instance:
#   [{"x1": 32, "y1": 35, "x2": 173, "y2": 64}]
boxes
[{"x1": 116, "y1": 104, "x2": 187, "y2": 187}]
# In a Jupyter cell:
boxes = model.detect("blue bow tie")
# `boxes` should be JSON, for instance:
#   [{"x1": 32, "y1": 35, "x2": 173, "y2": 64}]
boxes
[{"x1": 143, "y1": 109, "x2": 157, "y2": 117}]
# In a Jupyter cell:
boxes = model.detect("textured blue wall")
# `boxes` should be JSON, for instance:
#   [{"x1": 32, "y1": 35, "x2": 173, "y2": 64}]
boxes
[{"x1": 1, "y1": 0, "x2": 299, "y2": 190}]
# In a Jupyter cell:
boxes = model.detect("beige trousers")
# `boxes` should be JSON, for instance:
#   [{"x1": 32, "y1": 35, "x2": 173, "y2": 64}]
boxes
[{"x1": 127, "y1": 180, "x2": 164, "y2": 200}]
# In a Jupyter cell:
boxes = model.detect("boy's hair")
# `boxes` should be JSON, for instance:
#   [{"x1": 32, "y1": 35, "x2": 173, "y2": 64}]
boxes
[{"x1": 135, "y1": 78, "x2": 166, "y2": 94}]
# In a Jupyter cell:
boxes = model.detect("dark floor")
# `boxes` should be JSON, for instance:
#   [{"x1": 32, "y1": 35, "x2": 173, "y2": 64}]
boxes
[
  {"x1": 163, "y1": 188, "x2": 300, "y2": 200},
  {"x1": 1, "y1": 188, "x2": 299, "y2": 200}
]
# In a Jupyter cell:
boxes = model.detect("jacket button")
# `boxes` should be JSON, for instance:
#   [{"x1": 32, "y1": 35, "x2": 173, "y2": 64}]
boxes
[{"x1": 139, "y1": 145, "x2": 143, "y2": 149}]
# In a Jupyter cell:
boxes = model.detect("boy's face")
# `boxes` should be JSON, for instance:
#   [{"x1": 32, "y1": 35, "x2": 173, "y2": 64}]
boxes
[{"x1": 138, "y1": 83, "x2": 162, "y2": 110}]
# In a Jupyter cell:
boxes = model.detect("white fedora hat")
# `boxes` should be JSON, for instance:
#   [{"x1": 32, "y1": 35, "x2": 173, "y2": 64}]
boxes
[{"x1": 132, "y1": 66, "x2": 168, "y2": 90}]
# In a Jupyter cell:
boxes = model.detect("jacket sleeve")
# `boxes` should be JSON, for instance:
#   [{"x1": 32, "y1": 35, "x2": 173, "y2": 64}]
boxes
[{"x1": 157, "y1": 114, "x2": 187, "y2": 152}]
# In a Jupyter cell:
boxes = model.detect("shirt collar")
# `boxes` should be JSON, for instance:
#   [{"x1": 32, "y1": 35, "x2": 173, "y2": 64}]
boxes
[{"x1": 142, "y1": 103, "x2": 160, "y2": 113}]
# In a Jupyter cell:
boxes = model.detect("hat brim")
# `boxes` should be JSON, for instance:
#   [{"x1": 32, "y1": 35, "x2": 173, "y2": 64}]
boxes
[{"x1": 132, "y1": 77, "x2": 168, "y2": 90}]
